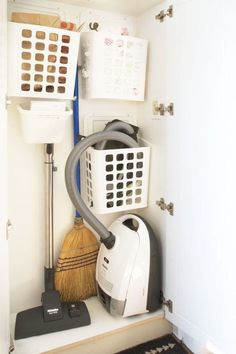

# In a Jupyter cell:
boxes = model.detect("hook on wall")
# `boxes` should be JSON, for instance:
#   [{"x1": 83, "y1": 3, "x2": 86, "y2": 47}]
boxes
[{"x1": 89, "y1": 22, "x2": 99, "y2": 31}]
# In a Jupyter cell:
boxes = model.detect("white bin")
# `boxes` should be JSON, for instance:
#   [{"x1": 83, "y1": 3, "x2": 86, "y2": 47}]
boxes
[
  {"x1": 8, "y1": 22, "x2": 80, "y2": 99},
  {"x1": 81, "y1": 32, "x2": 148, "y2": 101},
  {"x1": 17, "y1": 104, "x2": 72, "y2": 144},
  {"x1": 83, "y1": 146, "x2": 150, "y2": 214}
]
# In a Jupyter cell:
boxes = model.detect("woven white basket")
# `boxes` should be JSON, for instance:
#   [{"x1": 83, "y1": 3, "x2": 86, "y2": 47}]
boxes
[
  {"x1": 8, "y1": 22, "x2": 80, "y2": 99},
  {"x1": 83, "y1": 146, "x2": 150, "y2": 214}
]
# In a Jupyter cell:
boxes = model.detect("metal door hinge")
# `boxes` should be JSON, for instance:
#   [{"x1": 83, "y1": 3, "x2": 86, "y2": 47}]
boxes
[
  {"x1": 156, "y1": 198, "x2": 174, "y2": 216},
  {"x1": 155, "y1": 5, "x2": 173, "y2": 22},
  {"x1": 153, "y1": 101, "x2": 174, "y2": 116},
  {"x1": 160, "y1": 290, "x2": 173, "y2": 313}
]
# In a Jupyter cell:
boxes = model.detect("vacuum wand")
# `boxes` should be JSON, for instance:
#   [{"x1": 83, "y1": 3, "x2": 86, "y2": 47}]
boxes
[
  {"x1": 44, "y1": 143, "x2": 55, "y2": 291},
  {"x1": 14, "y1": 143, "x2": 91, "y2": 339}
]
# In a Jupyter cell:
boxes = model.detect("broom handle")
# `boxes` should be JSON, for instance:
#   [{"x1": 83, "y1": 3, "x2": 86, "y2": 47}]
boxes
[
  {"x1": 73, "y1": 67, "x2": 81, "y2": 219},
  {"x1": 45, "y1": 144, "x2": 54, "y2": 272}
]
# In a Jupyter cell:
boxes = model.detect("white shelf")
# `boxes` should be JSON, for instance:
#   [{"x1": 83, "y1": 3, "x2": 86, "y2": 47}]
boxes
[{"x1": 11, "y1": 297, "x2": 164, "y2": 354}]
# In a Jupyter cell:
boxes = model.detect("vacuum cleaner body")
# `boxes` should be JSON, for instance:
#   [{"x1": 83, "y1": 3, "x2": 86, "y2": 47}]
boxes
[
  {"x1": 64, "y1": 126, "x2": 161, "y2": 318},
  {"x1": 96, "y1": 214, "x2": 161, "y2": 317}
]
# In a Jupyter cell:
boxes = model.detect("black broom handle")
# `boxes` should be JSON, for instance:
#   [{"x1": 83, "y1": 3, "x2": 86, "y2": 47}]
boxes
[{"x1": 44, "y1": 143, "x2": 54, "y2": 291}]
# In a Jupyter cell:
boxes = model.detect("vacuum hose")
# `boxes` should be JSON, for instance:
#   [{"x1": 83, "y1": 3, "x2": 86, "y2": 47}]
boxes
[
  {"x1": 95, "y1": 121, "x2": 135, "y2": 150},
  {"x1": 65, "y1": 131, "x2": 138, "y2": 249}
]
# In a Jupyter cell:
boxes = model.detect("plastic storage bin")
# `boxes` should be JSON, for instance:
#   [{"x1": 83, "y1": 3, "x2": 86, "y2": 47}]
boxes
[
  {"x1": 81, "y1": 32, "x2": 148, "y2": 101},
  {"x1": 83, "y1": 146, "x2": 150, "y2": 214},
  {"x1": 8, "y1": 22, "x2": 80, "y2": 99},
  {"x1": 17, "y1": 104, "x2": 72, "y2": 144}
]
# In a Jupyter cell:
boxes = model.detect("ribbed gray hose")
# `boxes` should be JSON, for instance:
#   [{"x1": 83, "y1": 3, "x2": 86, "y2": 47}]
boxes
[
  {"x1": 95, "y1": 121, "x2": 135, "y2": 150},
  {"x1": 65, "y1": 131, "x2": 138, "y2": 249}
]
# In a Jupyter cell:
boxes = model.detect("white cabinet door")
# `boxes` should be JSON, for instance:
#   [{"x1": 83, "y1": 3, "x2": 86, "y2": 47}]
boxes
[
  {"x1": 164, "y1": 0, "x2": 236, "y2": 352},
  {"x1": 0, "y1": 0, "x2": 10, "y2": 352}
]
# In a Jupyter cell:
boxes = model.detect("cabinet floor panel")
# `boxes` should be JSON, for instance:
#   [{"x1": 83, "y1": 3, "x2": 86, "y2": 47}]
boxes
[{"x1": 11, "y1": 297, "x2": 171, "y2": 354}]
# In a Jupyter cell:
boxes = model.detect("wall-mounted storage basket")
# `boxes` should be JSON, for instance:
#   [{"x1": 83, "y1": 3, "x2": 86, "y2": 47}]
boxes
[
  {"x1": 8, "y1": 22, "x2": 80, "y2": 99},
  {"x1": 83, "y1": 146, "x2": 150, "y2": 214},
  {"x1": 81, "y1": 32, "x2": 148, "y2": 101},
  {"x1": 17, "y1": 104, "x2": 72, "y2": 144}
]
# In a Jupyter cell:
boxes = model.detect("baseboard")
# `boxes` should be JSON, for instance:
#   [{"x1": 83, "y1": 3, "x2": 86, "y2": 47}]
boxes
[{"x1": 44, "y1": 316, "x2": 172, "y2": 354}]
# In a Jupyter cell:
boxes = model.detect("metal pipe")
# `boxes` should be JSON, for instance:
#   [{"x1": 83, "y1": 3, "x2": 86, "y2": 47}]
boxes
[{"x1": 45, "y1": 144, "x2": 54, "y2": 269}]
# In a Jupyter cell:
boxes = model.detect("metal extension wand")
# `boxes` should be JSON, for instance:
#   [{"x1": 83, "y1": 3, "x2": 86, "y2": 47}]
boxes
[
  {"x1": 14, "y1": 143, "x2": 90, "y2": 340},
  {"x1": 44, "y1": 144, "x2": 55, "y2": 290}
]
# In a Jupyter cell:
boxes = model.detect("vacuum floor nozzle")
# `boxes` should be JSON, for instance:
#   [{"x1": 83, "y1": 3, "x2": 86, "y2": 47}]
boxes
[{"x1": 15, "y1": 301, "x2": 91, "y2": 339}]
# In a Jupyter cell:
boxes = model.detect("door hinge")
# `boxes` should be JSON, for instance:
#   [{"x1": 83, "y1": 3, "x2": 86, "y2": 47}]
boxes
[
  {"x1": 156, "y1": 198, "x2": 174, "y2": 216},
  {"x1": 155, "y1": 5, "x2": 173, "y2": 22},
  {"x1": 152, "y1": 101, "x2": 174, "y2": 116},
  {"x1": 160, "y1": 290, "x2": 173, "y2": 313}
]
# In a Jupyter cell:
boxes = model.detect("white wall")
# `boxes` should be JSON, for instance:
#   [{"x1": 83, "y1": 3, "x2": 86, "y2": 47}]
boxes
[{"x1": 7, "y1": 0, "x2": 138, "y2": 313}]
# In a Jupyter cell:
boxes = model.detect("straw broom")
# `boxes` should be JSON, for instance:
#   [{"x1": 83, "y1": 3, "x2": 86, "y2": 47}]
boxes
[
  {"x1": 55, "y1": 68, "x2": 99, "y2": 301},
  {"x1": 55, "y1": 218, "x2": 99, "y2": 301}
]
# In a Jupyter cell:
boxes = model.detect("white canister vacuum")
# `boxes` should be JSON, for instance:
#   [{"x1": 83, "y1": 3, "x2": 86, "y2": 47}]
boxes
[
  {"x1": 96, "y1": 214, "x2": 160, "y2": 317},
  {"x1": 65, "y1": 127, "x2": 161, "y2": 317}
]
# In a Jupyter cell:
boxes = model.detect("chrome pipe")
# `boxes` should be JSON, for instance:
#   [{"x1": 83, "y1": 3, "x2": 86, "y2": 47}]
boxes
[{"x1": 44, "y1": 144, "x2": 54, "y2": 269}]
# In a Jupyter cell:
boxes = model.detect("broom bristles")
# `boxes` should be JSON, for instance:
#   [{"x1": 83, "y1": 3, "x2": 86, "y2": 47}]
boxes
[{"x1": 55, "y1": 218, "x2": 100, "y2": 301}]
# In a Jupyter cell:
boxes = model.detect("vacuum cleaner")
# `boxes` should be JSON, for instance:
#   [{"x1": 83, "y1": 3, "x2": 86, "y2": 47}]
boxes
[
  {"x1": 14, "y1": 144, "x2": 91, "y2": 339},
  {"x1": 65, "y1": 126, "x2": 161, "y2": 317}
]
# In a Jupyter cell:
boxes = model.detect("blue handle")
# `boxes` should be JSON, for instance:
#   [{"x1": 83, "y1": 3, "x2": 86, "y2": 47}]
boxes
[{"x1": 73, "y1": 67, "x2": 80, "y2": 218}]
